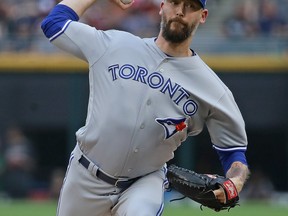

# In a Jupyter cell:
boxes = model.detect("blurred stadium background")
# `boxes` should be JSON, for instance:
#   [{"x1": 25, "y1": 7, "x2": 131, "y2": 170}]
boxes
[{"x1": 0, "y1": 0, "x2": 288, "y2": 212}]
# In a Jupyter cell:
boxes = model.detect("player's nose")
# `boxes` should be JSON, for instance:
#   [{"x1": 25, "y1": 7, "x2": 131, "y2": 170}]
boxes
[{"x1": 175, "y1": 3, "x2": 185, "y2": 17}]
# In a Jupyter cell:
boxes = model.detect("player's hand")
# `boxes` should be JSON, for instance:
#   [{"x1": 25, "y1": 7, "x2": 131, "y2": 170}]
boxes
[
  {"x1": 213, "y1": 177, "x2": 243, "y2": 204},
  {"x1": 110, "y1": 0, "x2": 135, "y2": 10},
  {"x1": 213, "y1": 187, "x2": 226, "y2": 203}
]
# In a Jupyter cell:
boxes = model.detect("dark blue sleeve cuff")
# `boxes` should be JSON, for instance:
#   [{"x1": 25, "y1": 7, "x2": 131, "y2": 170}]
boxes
[
  {"x1": 41, "y1": 4, "x2": 79, "y2": 40},
  {"x1": 214, "y1": 147, "x2": 248, "y2": 174}
]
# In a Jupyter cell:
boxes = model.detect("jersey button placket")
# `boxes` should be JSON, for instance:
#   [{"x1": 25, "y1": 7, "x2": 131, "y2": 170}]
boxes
[
  {"x1": 140, "y1": 98, "x2": 150, "y2": 129},
  {"x1": 160, "y1": 58, "x2": 168, "y2": 73}
]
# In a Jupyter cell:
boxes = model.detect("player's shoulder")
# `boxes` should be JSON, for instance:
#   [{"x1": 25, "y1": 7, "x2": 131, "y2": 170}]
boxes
[
  {"x1": 194, "y1": 55, "x2": 226, "y2": 83},
  {"x1": 96, "y1": 29, "x2": 148, "y2": 47},
  {"x1": 104, "y1": 29, "x2": 143, "y2": 41},
  {"x1": 191, "y1": 54, "x2": 231, "y2": 94}
]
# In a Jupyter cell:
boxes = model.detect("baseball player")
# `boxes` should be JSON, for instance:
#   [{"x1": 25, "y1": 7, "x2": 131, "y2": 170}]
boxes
[{"x1": 41, "y1": 0, "x2": 250, "y2": 215}]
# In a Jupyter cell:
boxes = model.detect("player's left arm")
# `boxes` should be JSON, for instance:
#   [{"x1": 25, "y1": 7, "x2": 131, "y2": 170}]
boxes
[
  {"x1": 226, "y1": 161, "x2": 250, "y2": 193},
  {"x1": 206, "y1": 89, "x2": 250, "y2": 203},
  {"x1": 213, "y1": 158, "x2": 250, "y2": 203},
  {"x1": 214, "y1": 146, "x2": 250, "y2": 193}
]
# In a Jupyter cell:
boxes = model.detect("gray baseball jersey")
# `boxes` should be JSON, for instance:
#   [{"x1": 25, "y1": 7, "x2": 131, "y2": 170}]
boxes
[{"x1": 52, "y1": 21, "x2": 247, "y2": 179}]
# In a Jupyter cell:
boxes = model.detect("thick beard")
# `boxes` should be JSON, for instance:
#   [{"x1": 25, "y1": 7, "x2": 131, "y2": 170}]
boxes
[{"x1": 161, "y1": 15, "x2": 197, "y2": 43}]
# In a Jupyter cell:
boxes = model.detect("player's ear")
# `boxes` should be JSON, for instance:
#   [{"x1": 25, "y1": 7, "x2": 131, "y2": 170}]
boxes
[
  {"x1": 159, "y1": 1, "x2": 165, "y2": 15},
  {"x1": 200, "y1": 9, "x2": 208, "y2": 24}
]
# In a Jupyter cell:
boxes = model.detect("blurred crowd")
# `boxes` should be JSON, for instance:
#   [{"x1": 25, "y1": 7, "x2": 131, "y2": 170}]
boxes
[
  {"x1": 0, "y1": 0, "x2": 287, "y2": 53},
  {"x1": 222, "y1": 0, "x2": 288, "y2": 39}
]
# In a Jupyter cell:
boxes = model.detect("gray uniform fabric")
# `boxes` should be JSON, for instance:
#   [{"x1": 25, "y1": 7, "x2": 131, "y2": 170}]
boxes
[
  {"x1": 56, "y1": 144, "x2": 166, "y2": 216},
  {"x1": 51, "y1": 20, "x2": 247, "y2": 216},
  {"x1": 53, "y1": 21, "x2": 247, "y2": 179}
]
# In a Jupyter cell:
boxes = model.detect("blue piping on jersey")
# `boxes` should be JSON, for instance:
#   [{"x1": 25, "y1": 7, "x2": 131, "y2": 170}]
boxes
[
  {"x1": 156, "y1": 176, "x2": 167, "y2": 216},
  {"x1": 213, "y1": 145, "x2": 248, "y2": 174},
  {"x1": 49, "y1": 20, "x2": 73, "y2": 41},
  {"x1": 213, "y1": 145, "x2": 247, "y2": 151},
  {"x1": 156, "y1": 202, "x2": 164, "y2": 216},
  {"x1": 41, "y1": 4, "x2": 79, "y2": 41},
  {"x1": 56, "y1": 152, "x2": 74, "y2": 216}
]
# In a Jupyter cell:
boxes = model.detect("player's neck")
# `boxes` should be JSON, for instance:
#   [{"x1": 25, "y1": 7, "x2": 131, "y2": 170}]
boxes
[{"x1": 155, "y1": 36, "x2": 193, "y2": 57}]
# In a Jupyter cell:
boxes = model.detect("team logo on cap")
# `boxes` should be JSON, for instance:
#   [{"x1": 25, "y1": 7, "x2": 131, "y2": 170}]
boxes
[{"x1": 156, "y1": 117, "x2": 187, "y2": 139}]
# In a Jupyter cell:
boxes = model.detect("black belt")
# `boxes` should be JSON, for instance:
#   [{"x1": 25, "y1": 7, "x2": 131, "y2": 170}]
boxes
[{"x1": 78, "y1": 155, "x2": 140, "y2": 189}]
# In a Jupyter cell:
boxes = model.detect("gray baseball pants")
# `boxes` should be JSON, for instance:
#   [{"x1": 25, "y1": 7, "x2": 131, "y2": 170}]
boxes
[{"x1": 56, "y1": 144, "x2": 167, "y2": 216}]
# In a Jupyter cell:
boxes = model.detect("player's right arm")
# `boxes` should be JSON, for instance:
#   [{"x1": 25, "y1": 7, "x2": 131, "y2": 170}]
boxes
[
  {"x1": 59, "y1": 0, "x2": 134, "y2": 17},
  {"x1": 59, "y1": 0, "x2": 97, "y2": 17},
  {"x1": 41, "y1": 0, "x2": 133, "y2": 60}
]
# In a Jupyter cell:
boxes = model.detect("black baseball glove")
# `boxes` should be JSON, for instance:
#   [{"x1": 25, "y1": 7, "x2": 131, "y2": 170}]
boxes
[{"x1": 166, "y1": 164, "x2": 239, "y2": 212}]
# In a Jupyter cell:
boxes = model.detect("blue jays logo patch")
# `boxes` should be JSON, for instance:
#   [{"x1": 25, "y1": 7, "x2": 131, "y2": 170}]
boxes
[{"x1": 156, "y1": 117, "x2": 187, "y2": 139}]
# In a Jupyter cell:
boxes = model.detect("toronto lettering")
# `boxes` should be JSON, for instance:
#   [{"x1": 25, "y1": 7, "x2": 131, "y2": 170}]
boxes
[{"x1": 108, "y1": 64, "x2": 198, "y2": 116}]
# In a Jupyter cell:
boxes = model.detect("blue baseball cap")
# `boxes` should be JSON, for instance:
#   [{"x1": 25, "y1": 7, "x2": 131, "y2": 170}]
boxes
[{"x1": 198, "y1": 0, "x2": 207, "y2": 8}]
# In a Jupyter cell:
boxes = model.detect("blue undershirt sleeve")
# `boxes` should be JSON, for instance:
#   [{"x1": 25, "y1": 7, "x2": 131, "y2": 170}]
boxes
[
  {"x1": 214, "y1": 147, "x2": 248, "y2": 174},
  {"x1": 41, "y1": 4, "x2": 79, "y2": 41}
]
